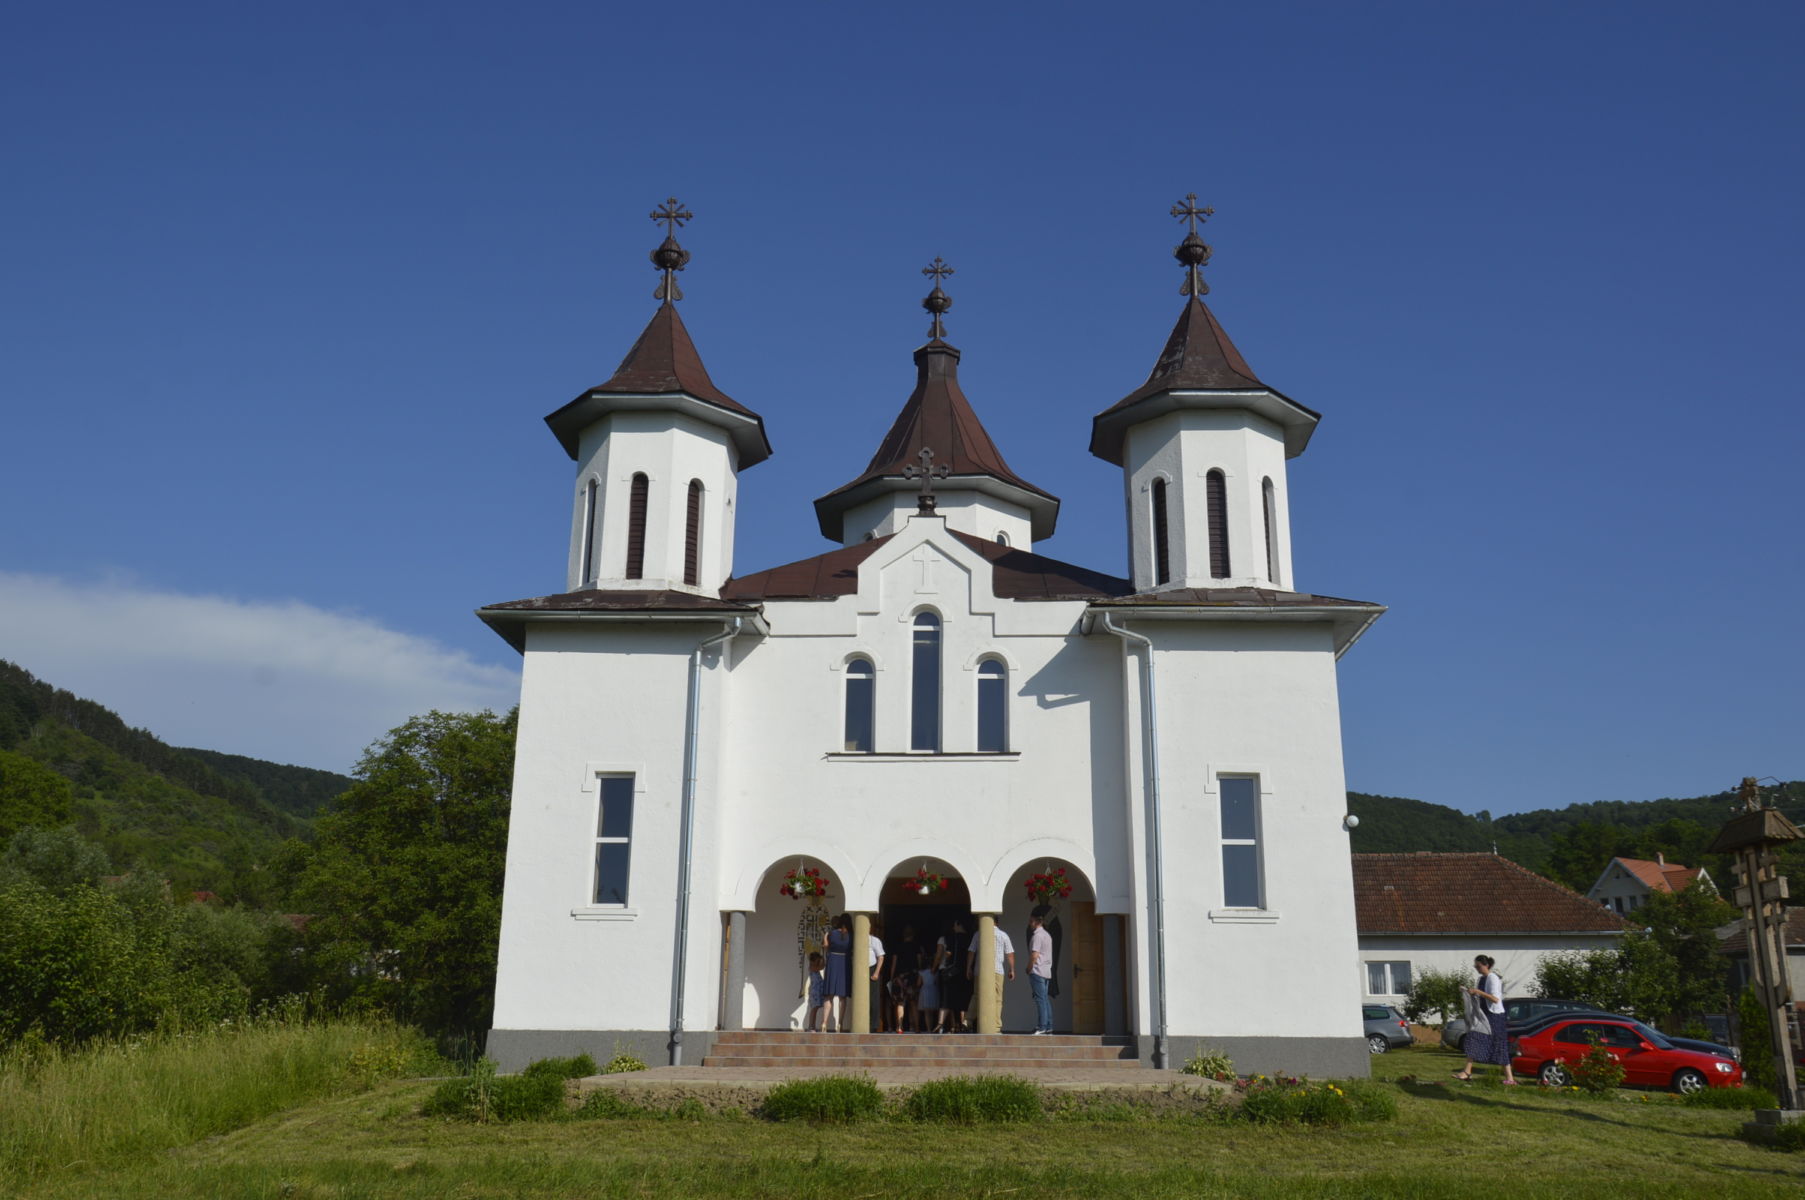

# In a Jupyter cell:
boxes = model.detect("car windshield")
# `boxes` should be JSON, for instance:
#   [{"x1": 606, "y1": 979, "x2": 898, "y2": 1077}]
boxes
[{"x1": 1622, "y1": 1019, "x2": 1673, "y2": 1049}]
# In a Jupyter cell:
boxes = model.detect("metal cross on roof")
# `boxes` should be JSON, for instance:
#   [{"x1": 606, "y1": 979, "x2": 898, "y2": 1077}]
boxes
[
  {"x1": 921, "y1": 256, "x2": 955, "y2": 340},
  {"x1": 902, "y1": 446, "x2": 952, "y2": 515},
  {"x1": 1170, "y1": 192, "x2": 1216, "y2": 297},
  {"x1": 649, "y1": 197, "x2": 694, "y2": 303}
]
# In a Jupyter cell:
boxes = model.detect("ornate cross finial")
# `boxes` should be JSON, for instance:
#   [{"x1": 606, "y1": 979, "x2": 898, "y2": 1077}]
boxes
[
  {"x1": 1170, "y1": 192, "x2": 1215, "y2": 297},
  {"x1": 649, "y1": 197, "x2": 694, "y2": 302},
  {"x1": 902, "y1": 446, "x2": 952, "y2": 514},
  {"x1": 921, "y1": 256, "x2": 955, "y2": 340}
]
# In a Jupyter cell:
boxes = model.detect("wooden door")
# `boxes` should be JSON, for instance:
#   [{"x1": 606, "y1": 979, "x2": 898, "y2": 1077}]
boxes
[{"x1": 1068, "y1": 901, "x2": 1104, "y2": 1034}]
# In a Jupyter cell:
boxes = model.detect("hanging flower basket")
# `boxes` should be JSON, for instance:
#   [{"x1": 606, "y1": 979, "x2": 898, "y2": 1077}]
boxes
[
  {"x1": 780, "y1": 866, "x2": 830, "y2": 900},
  {"x1": 1024, "y1": 868, "x2": 1074, "y2": 904},
  {"x1": 910, "y1": 868, "x2": 949, "y2": 896}
]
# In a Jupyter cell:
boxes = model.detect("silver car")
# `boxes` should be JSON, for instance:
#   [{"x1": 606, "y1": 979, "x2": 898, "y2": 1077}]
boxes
[{"x1": 1363, "y1": 1004, "x2": 1413, "y2": 1054}]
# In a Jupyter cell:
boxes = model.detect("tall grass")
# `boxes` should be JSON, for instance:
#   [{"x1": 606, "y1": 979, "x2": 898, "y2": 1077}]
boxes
[{"x1": 0, "y1": 1013, "x2": 430, "y2": 1187}]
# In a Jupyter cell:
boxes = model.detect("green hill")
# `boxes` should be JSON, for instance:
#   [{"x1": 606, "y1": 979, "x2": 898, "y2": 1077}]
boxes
[{"x1": 0, "y1": 659, "x2": 353, "y2": 899}]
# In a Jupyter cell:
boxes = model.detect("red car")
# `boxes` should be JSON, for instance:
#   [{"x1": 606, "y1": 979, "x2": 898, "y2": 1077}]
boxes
[{"x1": 1511, "y1": 1018, "x2": 1743, "y2": 1094}]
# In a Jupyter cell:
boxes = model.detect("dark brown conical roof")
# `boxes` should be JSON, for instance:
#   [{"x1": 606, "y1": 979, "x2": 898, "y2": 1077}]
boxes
[
  {"x1": 544, "y1": 302, "x2": 771, "y2": 466},
  {"x1": 813, "y1": 339, "x2": 1057, "y2": 541},
  {"x1": 1090, "y1": 296, "x2": 1318, "y2": 465}
]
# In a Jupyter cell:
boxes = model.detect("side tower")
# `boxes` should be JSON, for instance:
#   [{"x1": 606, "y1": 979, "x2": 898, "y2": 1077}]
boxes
[
  {"x1": 542, "y1": 199, "x2": 771, "y2": 595},
  {"x1": 1089, "y1": 197, "x2": 1318, "y2": 592}
]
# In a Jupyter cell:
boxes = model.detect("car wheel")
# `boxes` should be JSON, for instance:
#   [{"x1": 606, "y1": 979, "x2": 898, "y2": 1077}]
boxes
[
  {"x1": 1539, "y1": 1061, "x2": 1570, "y2": 1087},
  {"x1": 1367, "y1": 1033, "x2": 1389, "y2": 1054},
  {"x1": 1673, "y1": 1069, "x2": 1707, "y2": 1095}
]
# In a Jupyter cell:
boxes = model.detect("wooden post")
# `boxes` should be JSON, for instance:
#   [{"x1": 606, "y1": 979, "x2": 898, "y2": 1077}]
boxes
[
  {"x1": 976, "y1": 914, "x2": 1000, "y2": 1034},
  {"x1": 851, "y1": 913, "x2": 871, "y2": 1034}
]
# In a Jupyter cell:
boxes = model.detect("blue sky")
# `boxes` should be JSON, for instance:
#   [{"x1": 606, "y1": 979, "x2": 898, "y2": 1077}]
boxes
[{"x1": 2, "y1": 2, "x2": 1799, "y2": 816}]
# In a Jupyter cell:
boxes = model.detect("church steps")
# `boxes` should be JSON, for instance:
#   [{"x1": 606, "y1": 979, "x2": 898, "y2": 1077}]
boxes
[{"x1": 702, "y1": 1032, "x2": 1142, "y2": 1069}]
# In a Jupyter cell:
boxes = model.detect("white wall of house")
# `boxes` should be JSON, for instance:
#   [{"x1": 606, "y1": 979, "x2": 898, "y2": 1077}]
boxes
[
  {"x1": 1587, "y1": 861, "x2": 1651, "y2": 915},
  {"x1": 1356, "y1": 933, "x2": 1627, "y2": 1010}
]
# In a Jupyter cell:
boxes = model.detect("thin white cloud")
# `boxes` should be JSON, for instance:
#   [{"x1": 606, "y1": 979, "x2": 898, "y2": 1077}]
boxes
[{"x1": 0, "y1": 571, "x2": 520, "y2": 774}]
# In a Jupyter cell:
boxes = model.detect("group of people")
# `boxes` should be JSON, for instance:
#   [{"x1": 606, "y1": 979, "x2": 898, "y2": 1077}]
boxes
[{"x1": 806, "y1": 906, "x2": 1057, "y2": 1035}]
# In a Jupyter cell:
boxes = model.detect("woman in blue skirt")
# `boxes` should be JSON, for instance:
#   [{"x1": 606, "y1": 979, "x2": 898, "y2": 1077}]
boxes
[
  {"x1": 1454, "y1": 955, "x2": 1517, "y2": 1084},
  {"x1": 821, "y1": 913, "x2": 853, "y2": 1032}
]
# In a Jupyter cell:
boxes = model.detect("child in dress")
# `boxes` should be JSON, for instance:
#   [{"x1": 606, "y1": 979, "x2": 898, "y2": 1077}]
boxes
[{"x1": 805, "y1": 951, "x2": 826, "y2": 1032}]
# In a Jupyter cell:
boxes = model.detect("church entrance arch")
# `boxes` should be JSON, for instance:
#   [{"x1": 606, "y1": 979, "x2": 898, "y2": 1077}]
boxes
[
  {"x1": 874, "y1": 857, "x2": 969, "y2": 1031},
  {"x1": 997, "y1": 858, "x2": 1117, "y2": 1035},
  {"x1": 728, "y1": 856, "x2": 849, "y2": 1032}
]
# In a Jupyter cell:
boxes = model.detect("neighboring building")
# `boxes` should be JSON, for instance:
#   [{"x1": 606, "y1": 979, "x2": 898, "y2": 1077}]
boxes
[
  {"x1": 1587, "y1": 855, "x2": 1713, "y2": 916},
  {"x1": 1354, "y1": 853, "x2": 1629, "y2": 1005},
  {"x1": 1718, "y1": 907, "x2": 1805, "y2": 1003},
  {"x1": 478, "y1": 202, "x2": 1385, "y2": 1075}
]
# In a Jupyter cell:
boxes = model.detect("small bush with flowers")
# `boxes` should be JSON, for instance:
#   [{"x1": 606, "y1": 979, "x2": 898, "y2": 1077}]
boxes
[
  {"x1": 1023, "y1": 868, "x2": 1073, "y2": 904},
  {"x1": 1232, "y1": 1074, "x2": 1397, "y2": 1126},
  {"x1": 1564, "y1": 1036, "x2": 1626, "y2": 1094},
  {"x1": 1179, "y1": 1047, "x2": 1236, "y2": 1082},
  {"x1": 780, "y1": 867, "x2": 829, "y2": 900}
]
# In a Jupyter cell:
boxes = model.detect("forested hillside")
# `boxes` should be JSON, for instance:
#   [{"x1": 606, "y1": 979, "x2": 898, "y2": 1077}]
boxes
[
  {"x1": 0, "y1": 660, "x2": 352, "y2": 899},
  {"x1": 1349, "y1": 781, "x2": 1805, "y2": 893}
]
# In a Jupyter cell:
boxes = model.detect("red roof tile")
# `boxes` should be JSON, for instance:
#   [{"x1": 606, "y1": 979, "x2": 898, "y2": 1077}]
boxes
[
  {"x1": 1353, "y1": 853, "x2": 1630, "y2": 935},
  {"x1": 1611, "y1": 857, "x2": 1707, "y2": 895},
  {"x1": 722, "y1": 531, "x2": 1127, "y2": 602},
  {"x1": 1715, "y1": 907, "x2": 1805, "y2": 956}
]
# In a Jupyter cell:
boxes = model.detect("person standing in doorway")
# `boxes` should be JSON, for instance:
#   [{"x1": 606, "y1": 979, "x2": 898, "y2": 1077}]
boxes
[
  {"x1": 1027, "y1": 905, "x2": 1054, "y2": 1035},
  {"x1": 868, "y1": 918, "x2": 888, "y2": 1033},
  {"x1": 966, "y1": 921, "x2": 1015, "y2": 1029},
  {"x1": 821, "y1": 914, "x2": 852, "y2": 1032},
  {"x1": 933, "y1": 917, "x2": 970, "y2": 1032}
]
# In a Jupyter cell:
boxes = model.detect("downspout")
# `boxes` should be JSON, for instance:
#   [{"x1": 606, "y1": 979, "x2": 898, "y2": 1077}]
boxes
[
  {"x1": 669, "y1": 616, "x2": 742, "y2": 1065},
  {"x1": 1097, "y1": 612, "x2": 1169, "y2": 1069}
]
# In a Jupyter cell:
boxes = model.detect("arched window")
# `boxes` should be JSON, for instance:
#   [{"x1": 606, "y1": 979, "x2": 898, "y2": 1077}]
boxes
[
  {"x1": 626, "y1": 473, "x2": 649, "y2": 579},
  {"x1": 995, "y1": 531, "x2": 1010, "y2": 547},
  {"x1": 684, "y1": 479, "x2": 703, "y2": 587},
  {"x1": 1262, "y1": 477, "x2": 1279, "y2": 586},
  {"x1": 910, "y1": 612, "x2": 941, "y2": 753},
  {"x1": 581, "y1": 479, "x2": 600, "y2": 585},
  {"x1": 1206, "y1": 469, "x2": 1230, "y2": 578},
  {"x1": 976, "y1": 659, "x2": 1008, "y2": 753},
  {"x1": 1151, "y1": 478, "x2": 1171, "y2": 585},
  {"x1": 843, "y1": 658, "x2": 875, "y2": 752}
]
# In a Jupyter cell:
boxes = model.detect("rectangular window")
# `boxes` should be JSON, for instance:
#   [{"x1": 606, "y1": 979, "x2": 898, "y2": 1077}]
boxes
[
  {"x1": 593, "y1": 775, "x2": 634, "y2": 905},
  {"x1": 1366, "y1": 961, "x2": 1411, "y2": 995},
  {"x1": 1219, "y1": 775, "x2": 1263, "y2": 908}
]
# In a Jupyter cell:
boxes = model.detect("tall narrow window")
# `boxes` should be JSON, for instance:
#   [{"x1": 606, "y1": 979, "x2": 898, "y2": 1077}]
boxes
[
  {"x1": 1219, "y1": 776, "x2": 1263, "y2": 908},
  {"x1": 581, "y1": 479, "x2": 600, "y2": 585},
  {"x1": 1262, "y1": 477, "x2": 1279, "y2": 587},
  {"x1": 684, "y1": 479, "x2": 703, "y2": 587},
  {"x1": 910, "y1": 612, "x2": 941, "y2": 752},
  {"x1": 1206, "y1": 469, "x2": 1230, "y2": 578},
  {"x1": 976, "y1": 659, "x2": 1008, "y2": 753},
  {"x1": 1151, "y1": 478, "x2": 1171, "y2": 585},
  {"x1": 843, "y1": 658, "x2": 875, "y2": 752},
  {"x1": 593, "y1": 775, "x2": 635, "y2": 905},
  {"x1": 626, "y1": 473, "x2": 649, "y2": 579}
]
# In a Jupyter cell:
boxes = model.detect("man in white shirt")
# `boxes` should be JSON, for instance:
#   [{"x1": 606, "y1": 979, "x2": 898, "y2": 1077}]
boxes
[
  {"x1": 1027, "y1": 905, "x2": 1054, "y2": 1034},
  {"x1": 868, "y1": 923, "x2": 887, "y2": 1032},
  {"x1": 966, "y1": 921, "x2": 1015, "y2": 1030}
]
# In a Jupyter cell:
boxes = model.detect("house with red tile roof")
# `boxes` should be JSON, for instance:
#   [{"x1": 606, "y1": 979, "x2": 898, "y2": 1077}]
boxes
[
  {"x1": 1586, "y1": 855, "x2": 1714, "y2": 916},
  {"x1": 1353, "y1": 853, "x2": 1628, "y2": 1006}
]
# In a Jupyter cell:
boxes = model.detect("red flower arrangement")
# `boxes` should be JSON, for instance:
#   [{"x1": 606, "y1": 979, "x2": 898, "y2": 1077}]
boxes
[
  {"x1": 1024, "y1": 868, "x2": 1073, "y2": 903},
  {"x1": 780, "y1": 866, "x2": 829, "y2": 900},
  {"x1": 909, "y1": 868, "x2": 949, "y2": 895}
]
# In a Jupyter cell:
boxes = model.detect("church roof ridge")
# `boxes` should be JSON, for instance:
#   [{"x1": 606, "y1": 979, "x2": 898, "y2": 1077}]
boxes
[{"x1": 723, "y1": 530, "x2": 1128, "y2": 602}]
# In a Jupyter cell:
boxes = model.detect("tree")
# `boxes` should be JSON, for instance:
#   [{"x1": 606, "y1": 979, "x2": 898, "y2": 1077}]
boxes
[
  {"x1": 0, "y1": 751, "x2": 74, "y2": 842},
  {"x1": 1546, "y1": 821, "x2": 1627, "y2": 893},
  {"x1": 1402, "y1": 968, "x2": 1467, "y2": 1024},
  {"x1": 289, "y1": 708, "x2": 516, "y2": 1036},
  {"x1": 1634, "y1": 880, "x2": 1737, "y2": 1021}
]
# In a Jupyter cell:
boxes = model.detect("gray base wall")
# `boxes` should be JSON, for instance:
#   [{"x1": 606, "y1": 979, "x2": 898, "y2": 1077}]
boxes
[
  {"x1": 1148, "y1": 1035, "x2": 1372, "y2": 1079},
  {"x1": 487, "y1": 1029, "x2": 715, "y2": 1073}
]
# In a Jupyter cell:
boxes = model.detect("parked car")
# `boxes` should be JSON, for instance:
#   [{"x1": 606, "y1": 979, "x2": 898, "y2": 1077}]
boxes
[
  {"x1": 1509, "y1": 1010, "x2": 1738, "y2": 1062},
  {"x1": 1363, "y1": 1004, "x2": 1413, "y2": 1054},
  {"x1": 1510, "y1": 1017, "x2": 1743, "y2": 1093},
  {"x1": 1440, "y1": 998, "x2": 1736, "y2": 1061}
]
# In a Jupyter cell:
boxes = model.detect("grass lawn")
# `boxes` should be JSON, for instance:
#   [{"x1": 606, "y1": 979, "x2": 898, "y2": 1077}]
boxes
[{"x1": 16, "y1": 1044, "x2": 1805, "y2": 1199}]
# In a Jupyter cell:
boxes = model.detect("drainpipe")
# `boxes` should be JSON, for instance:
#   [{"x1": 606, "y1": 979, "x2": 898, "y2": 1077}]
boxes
[
  {"x1": 1097, "y1": 613, "x2": 1169, "y2": 1069},
  {"x1": 669, "y1": 617, "x2": 742, "y2": 1066}
]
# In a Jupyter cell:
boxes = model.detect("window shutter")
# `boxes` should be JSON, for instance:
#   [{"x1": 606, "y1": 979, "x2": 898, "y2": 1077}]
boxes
[
  {"x1": 626, "y1": 473, "x2": 648, "y2": 579},
  {"x1": 684, "y1": 480, "x2": 702, "y2": 587},
  {"x1": 1206, "y1": 469, "x2": 1230, "y2": 578},
  {"x1": 1151, "y1": 479, "x2": 1171, "y2": 586}
]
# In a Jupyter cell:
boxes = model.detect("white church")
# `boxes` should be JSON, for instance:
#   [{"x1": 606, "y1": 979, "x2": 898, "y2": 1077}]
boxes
[{"x1": 480, "y1": 200, "x2": 1385, "y2": 1075}]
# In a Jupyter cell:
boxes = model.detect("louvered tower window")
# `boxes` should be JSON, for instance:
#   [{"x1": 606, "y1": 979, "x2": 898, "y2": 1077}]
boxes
[
  {"x1": 581, "y1": 479, "x2": 600, "y2": 585},
  {"x1": 1206, "y1": 469, "x2": 1230, "y2": 578},
  {"x1": 684, "y1": 480, "x2": 703, "y2": 587},
  {"x1": 1151, "y1": 478, "x2": 1171, "y2": 586},
  {"x1": 626, "y1": 473, "x2": 649, "y2": 579},
  {"x1": 1262, "y1": 477, "x2": 1279, "y2": 586}
]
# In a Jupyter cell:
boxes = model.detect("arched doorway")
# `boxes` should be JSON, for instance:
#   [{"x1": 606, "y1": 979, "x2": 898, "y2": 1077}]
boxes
[
  {"x1": 875, "y1": 857, "x2": 970, "y2": 1031},
  {"x1": 998, "y1": 858, "x2": 1116, "y2": 1035}
]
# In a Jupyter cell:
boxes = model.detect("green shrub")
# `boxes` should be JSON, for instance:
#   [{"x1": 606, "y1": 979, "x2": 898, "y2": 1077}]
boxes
[
  {"x1": 1742, "y1": 1117, "x2": 1805, "y2": 1152},
  {"x1": 1179, "y1": 1047, "x2": 1235, "y2": 1080},
  {"x1": 904, "y1": 1075, "x2": 1044, "y2": 1123},
  {"x1": 1235, "y1": 1077, "x2": 1396, "y2": 1126},
  {"x1": 1681, "y1": 1084, "x2": 1777, "y2": 1110},
  {"x1": 1738, "y1": 987, "x2": 1776, "y2": 1094},
  {"x1": 521, "y1": 1053, "x2": 597, "y2": 1079},
  {"x1": 575, "y1": 1089, "x2": 650, "y2": 1119},
  {"x1": 760, "y1": 1075, "x2": 883, "y2": 1123},
  {"x1": 1567, "y1": 1038, "x2": 1625, "y2": 1094},
  {"x1": 604, "y1": 1051, "x2": 648, "y2": 1073},
  {"x1": 1401, "y1": 968, "x2": 1467, "y2": 1025},
  {"x1": 420, "y1": 1058, "x2": 567, "y2": 1122}
]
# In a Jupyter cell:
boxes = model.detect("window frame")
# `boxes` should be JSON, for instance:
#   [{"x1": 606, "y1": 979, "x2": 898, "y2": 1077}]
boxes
[
  {"x1": 910, "y1": 610, "x2": 942, "y2": 753},
  {"x1": 975, "y1": 657, "x2": 1008, "y2": 753},
  {"x1": 1365, "y1": 960, "x2": 1411, "y2": 996},
  {"x1": 1217, "y1": 774, "x2": 1264, "y2": 909},
  {"x1": 591, "y1": 773, "x2": 635, "y2": 907},
  {"x1": 843, "y1": 657, "x2": 876, "y2": 753}
]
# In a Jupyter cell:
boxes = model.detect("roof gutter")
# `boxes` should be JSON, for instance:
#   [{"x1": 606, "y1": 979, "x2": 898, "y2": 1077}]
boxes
[
  {"x1": 669, "y1": 616, "x2": 743, "y2": 1065},
  {"x1": 1096, "y1": 612, "x2": 1169, "y2": 1069}
]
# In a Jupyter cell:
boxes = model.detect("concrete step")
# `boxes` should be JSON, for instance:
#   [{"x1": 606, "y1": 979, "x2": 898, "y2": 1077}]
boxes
[
  {"x1": 700, "y1": 1054, "x2": 1145, "y2": 1069},
  {"x1": 701, "y1": 1032, "x2": 1143, "y2": 1071}
]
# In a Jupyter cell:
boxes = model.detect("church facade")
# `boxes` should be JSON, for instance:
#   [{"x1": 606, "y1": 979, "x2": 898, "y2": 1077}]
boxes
[{"x1": 480, "y1": 203, "x2": 1384, "y2": 1075}]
